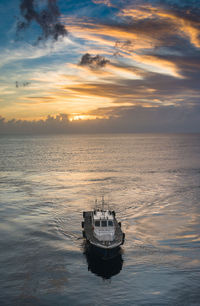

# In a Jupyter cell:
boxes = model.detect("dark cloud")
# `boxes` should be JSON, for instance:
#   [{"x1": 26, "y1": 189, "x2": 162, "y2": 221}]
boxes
[
  {"x1": 0, "y1": 114, "x2": 70, "y2": 134},
  {"x1": 163, "y1": 1, "x2": 200, "y2": 23},
  {"x1": 101, "y1": 105, "x2": 200, "y2": 133},
  {"x1": 16, "y1": 81, "x2": 31, "y2": 88},
  {"x1": 113, "y1": 40, "x2": 133, "y2": 56},
  {"x1": 1, "y1": 105, "x2": 200, "y2": 134},
  {"x1": 79, "y1": 53, "x2": 110, "y2": 68},
  {"x1": 17, "y1": 0, "x2": 68, "y2": 42},
  {"x1": 93, "y1": 0, "x2": 200, "y2": 52}
]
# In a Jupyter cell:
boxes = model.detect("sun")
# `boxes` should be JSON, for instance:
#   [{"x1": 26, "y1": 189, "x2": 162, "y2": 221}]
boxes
[{"x1": 69, "y1": 114, "x2": 107, "y2": 121}]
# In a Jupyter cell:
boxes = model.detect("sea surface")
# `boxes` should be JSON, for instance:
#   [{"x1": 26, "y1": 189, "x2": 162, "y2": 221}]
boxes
[{"x1": 0, "y1": 134, "x2": 200, "y2": 306}]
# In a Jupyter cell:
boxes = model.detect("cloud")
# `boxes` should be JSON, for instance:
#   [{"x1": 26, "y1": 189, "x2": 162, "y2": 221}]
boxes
[
  {"x1": 1, "y1": 0, "x2": 200, "y2": 126},
  {"x1": 113, "y1": 40, "x2": 134, "y2": 56},
  {"x1": 0, "y1": 114, "x2": 70, "y2": 134},
  {"x1": 0, "y1": 35, "x2": 75, "y2": 69},
  {"x1": 61, "y1": 60, "x2": 200, "y2": 110},
  {"x1": 1, "y1": 104, "x2": 200, "y2": 134},
  {"x1": 17, "y1": 0, "x2": 68, "y2": 42},
  {"x1": 92, "y1": 0, "x2": 112, "y2": 5},
  {"x1": 79, "y1": 53, "x2": 110, "y2": 69},
  {"x1": 120, "y1": 4, "x2": 200, "y2": 48},
  {"x1": 16, "y1": 81, "x2": 31, "y2": 88},
  {"x1": 132, "y1": 54, "x2": 183, "y2": 78},
  {"x1": 66, "y1": 1, "x2": 200, "y2": 54},
  {"x1": 20, "y1": 96, "x2": 56, "y2": 104},
  {"x1": 63, "y1": 2, "x2": 200, "y2": 81}
]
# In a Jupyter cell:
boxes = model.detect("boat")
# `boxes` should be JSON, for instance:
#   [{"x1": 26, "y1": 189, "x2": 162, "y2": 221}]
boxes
[{"x1": 82, "y1": 197, "x2": 125, "y2": 259}]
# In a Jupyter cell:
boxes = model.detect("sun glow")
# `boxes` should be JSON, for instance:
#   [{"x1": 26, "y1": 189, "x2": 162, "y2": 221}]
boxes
[{"x1": 69, "y1": 114, "x2": 107, "y2": 121}]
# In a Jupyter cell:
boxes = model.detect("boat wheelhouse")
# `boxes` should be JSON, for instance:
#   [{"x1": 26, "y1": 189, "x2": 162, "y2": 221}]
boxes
[{"x1": 93, "y1": 210, "x2": 115, "y2": 243}]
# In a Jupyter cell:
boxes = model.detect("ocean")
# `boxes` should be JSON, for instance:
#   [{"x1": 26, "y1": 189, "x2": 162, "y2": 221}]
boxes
[{"x1": 0, "y1": 134, "x2": 200, "y2": 305}]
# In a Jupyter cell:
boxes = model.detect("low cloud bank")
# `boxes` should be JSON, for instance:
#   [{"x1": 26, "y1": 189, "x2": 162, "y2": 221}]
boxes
[{"x1": 1, "y1": 106, "x2": 200, "y2": 134}]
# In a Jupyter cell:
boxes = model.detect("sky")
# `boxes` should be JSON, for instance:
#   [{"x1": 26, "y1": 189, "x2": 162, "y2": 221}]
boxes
[{"x1": 0, "y1": 0, "x2": 200, "y2": 133}]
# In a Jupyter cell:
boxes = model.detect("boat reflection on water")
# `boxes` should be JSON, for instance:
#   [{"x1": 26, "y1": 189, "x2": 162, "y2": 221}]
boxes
[{"x1": 83, "y1": 241, "x2": 123, "y2": 279}]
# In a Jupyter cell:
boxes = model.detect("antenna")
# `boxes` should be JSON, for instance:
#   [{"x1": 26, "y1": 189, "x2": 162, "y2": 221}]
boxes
[{"x1": 94, "y1": 199, "x2": 98, "y2": 211}]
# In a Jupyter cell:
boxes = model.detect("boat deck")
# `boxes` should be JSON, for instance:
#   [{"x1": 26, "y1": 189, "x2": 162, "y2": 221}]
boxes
[{"x1": 83, "y1": 211, "x2": 124, "y2": 249}]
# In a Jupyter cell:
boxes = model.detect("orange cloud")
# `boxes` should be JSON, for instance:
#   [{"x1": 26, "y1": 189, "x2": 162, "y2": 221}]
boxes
[
  {"x1": 132, "y1": 54, "x2": 183, "y2": 78},
  {"x1": 120, "y1": 5, "x2": 200, "y2": 48},
  {"x1": 2, "y1": 3, "x2": 199, "y2": 122},
  {"x1": 65, "y1": 17, "x2": 154, "y2": 51},
  {"x1": 20, "y1": 96, "x2": 56, "y2": 104}
]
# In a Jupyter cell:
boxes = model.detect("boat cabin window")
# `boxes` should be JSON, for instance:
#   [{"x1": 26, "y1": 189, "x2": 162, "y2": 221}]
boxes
[
  {"x1": 94, "y1": 220, "x2": 114, "y2": 227},
  {"x1": 101, "y1": 220, "x2": 107, "y2": 227}
]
